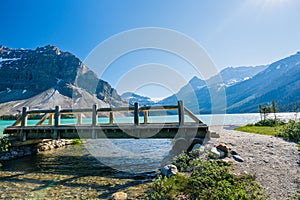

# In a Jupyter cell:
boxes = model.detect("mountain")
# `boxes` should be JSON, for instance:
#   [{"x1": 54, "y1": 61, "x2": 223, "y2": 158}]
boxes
[
  {"x1": 160, "y1": 52, "x2": 300, "y2": 113},
  {"x1": 123, "y1": 66, "x2": 266, "y2": 109},
  {"x1": 214, "y1": 65, "x2": 267, "y2": 86},
  {"x1": 121, "y1": 92, "x2": 156, "y2": 106},
  {"x1": 0, "y1": 45, "x2": 125, "y2": 115},
  {"x1": 159, "y1": 65, "x2": 267, "y2": 113},
  {"x1": 226, "y1": 52, "x2": 300, "y2": 113}
]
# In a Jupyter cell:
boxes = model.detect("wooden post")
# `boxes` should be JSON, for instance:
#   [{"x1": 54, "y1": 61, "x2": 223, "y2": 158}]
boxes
[
  {"x1": 144, "y1": 111, "x2": 148, "y2": 124},
  {"x1": 53, "y1": 106, "x2": 61, "y2": 140},
  {"x1": 48, "y1": 114, "x2": 53, "y2": 125},
  {"x1": 109, "y1": 112, "x2": 114, "y2": 124},
  {"x1": 134, "y1": 102, "x2": 139, "y2": 125},
  {"x1": 92, "y1": 104, "x2": 97, "y2": 139},
  {"x1": 20, "y1": 107, "x2": 28, "y2": 141},
  {"x1": 178, "y1": 100, "x2": 184, "y2": 125},
  {"x1": 77, "y1": 113, "x2": 82, "y2": 125},
  {"x1": 92, "y1": 104, "x2": 97, "y2": 126}
]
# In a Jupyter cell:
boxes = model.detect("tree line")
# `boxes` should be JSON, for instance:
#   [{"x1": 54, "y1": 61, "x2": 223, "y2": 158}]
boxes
[{"x1": 258, "y1": 100, "x2": 278, "y2": 121}]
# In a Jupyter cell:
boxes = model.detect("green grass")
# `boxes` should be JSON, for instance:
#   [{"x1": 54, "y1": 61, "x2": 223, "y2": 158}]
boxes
[{"x1": 234, "y1": 125, "x2": 280, "y2": 136}]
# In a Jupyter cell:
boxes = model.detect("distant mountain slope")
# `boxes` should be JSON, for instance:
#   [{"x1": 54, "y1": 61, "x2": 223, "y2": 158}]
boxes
[
  {"x1": 159, "y1": 65, "x2": 267, "y2": 113},
  {"x1": 226, "y1": 52, "x2": 300, "y2": 113},
  {"x1": 0, "y1": 45, "x2": 125, "y2": 114},
  {"x1": 121, "y1": 92, "x2": 155, "y2": 106},
  {"x1": 215, "y1": 65, "x2": 267, "y2": 86},
  {"x1": 123, "y1": 66, "x2": 266, "y2": 109}
]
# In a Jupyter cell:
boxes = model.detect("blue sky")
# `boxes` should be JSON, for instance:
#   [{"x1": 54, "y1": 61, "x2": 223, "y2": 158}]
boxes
[{"x1": 1, "y1": 0, "x2": 300, "y2": 97}]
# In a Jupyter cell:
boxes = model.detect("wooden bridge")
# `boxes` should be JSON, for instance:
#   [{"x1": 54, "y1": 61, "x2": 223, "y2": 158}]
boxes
[{"x1": 4, "y1": 101, "x2": 210, "y2": 148}]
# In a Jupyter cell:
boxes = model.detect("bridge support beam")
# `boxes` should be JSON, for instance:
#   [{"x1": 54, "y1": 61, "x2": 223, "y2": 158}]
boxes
[
  {"x1": 178, "y1": 100, "x2": 184, "y2": 125},
  {"x1": 20, "y1": 107, "x2": 28, "y2": 141},
  {"x1": 53, "y1": 106, "x2": 61, "y2": 140},
  {"x1": 134, "y1": 102, "x2": 139, "y2": 125},
  {"x1": 92, "y1": 104, "x2": 98, "y2": 139}
]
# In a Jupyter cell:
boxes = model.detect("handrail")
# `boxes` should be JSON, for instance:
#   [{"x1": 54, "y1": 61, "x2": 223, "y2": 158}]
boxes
[{"x1": 11, "y1": 100, "x2": 204, "y2": 129}]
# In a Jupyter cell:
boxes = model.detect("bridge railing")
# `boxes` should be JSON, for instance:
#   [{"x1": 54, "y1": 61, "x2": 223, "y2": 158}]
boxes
[{"x1": 11, "y1": 100, "x2": 204, "y2": 128}]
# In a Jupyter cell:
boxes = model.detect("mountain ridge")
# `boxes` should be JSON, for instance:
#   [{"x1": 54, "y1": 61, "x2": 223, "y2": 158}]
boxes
[{"x1": 0, "y1": 45, "x2": 125, "y2": 114}]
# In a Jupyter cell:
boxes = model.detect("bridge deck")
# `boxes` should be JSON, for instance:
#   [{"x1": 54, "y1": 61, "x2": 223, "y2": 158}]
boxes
[
  {"x1": 4, "y1": 123, "x2": 209, "y2": 139},
  {"x1": 3, "y1": 101, "x2": 210, "y2": 142}
]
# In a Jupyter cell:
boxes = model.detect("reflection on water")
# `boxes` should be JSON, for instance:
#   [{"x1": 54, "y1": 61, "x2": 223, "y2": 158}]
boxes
[
  {"x1": 1, "y1": 139, "x2": 172, "y2": 175},
  {"x1": 85, "y1": 139, "x2": 172, "y2": 173}
]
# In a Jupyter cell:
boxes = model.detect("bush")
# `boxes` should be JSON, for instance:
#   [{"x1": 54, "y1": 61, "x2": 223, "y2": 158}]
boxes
[
  {"x1": 71, "y1": 139, "x2": 82, "y2": 145},
  {"x1": 0, "y1": 137, "x2": 11, "y2": 152},
  {"x1": 255, "y1": 119, "x2": 284, "y2": 127},
  {"x1": 147, "y1": 154, "x2": 265, "y2": 200},
  {"x1": 277, "y1": 120, "x2": 300, "y2": 142}
]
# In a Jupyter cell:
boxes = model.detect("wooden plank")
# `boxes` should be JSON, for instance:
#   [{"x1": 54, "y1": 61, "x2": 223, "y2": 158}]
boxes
[
  {"x1": 184, "y1": 107, "x2": 204, "y2": 124},
  {"x1": 27, "y1": 109, "x2": 54, "y2": 114},
  {"x1": 60, "y1": 108, "x2": 93, "y2": 113},
  {"x1": 48, "y1": 114, "x2": 53, "y2": 125},
  {"x1": 98, "y1": 107, "x2": 135, "y2": 112},
  {"x1": 92, "y1": 104, "x2": 97, "y2": 126},
  {"x1": 77, "y1": 113, "x2": 82, "y2": 125},
  {"x1": 53, "y1": 106, "x2": 61, "y2": 140},
  {"x1": 12, "y1": 116, "x2": 22, "y2": 126},
  {"x1": 109, "y1": 112, "x2": 114, "y2": 124},
  {"x1": 20, "y1": 107, "x2": 28, "y2": 141},
  {"x1": 139, "y1": 105, "x2": 178, "y2": 111},
  {"x1": 178, "y1": 100, "x2": 184, "y2": 125},
  {"x1": 134, "y1": 102, "x2": 139, "y2": 125},
  {"x1": 36, "y1": 113, "x2": 51, "y2": 126},
  {"x1": 144, "y1": 111, "x2": 148, "y2": 124}
]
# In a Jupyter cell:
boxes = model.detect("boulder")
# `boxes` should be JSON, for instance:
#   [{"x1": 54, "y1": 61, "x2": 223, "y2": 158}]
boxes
[
  {"x1": 191, "y1": 143, "x2": 201, "y2": 151},
  {"x1": 216, "y1": 144, "x2": 229, "y2": 155},
  {"x1": 111, "y1": 192, "x2": 128, "y2": 200},
  {"x1": 210, "y1": 147, "x2": 225, "y2": 159},
  {"x1": 161, "y1": 164, "x2": 178, "y2": 177}
]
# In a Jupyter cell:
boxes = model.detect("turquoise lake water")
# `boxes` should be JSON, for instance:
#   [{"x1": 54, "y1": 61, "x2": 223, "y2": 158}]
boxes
[{"x1": 1, "y1": 112, "x2": 298, "y2": 136}]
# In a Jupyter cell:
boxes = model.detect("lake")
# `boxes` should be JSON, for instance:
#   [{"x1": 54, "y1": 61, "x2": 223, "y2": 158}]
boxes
[{"x1": 0, "y1": 112, "x2": 298, "y2": 198}]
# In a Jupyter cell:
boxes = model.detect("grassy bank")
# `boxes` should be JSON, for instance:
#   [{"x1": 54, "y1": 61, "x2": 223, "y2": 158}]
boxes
[
  {"x1": 234, "y1": 125, "x2": 279, "y2": 136},
  {"x1": 234, "y1": 119, "x2": 300, "y2": 142}
]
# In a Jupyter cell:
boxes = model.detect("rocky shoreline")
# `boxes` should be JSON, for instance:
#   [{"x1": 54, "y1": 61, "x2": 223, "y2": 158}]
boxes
[
  {"x1": 0, "y1": 139, "x2": 73, "y2": 161},
  {"x1": 207, "y1": 126, "x2": 299, "y2": 200}
]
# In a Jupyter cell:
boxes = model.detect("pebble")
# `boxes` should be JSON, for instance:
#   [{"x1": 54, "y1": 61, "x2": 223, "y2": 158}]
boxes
[{"x1": 233, "y1": 155, "x2": 244, "y2": 162}]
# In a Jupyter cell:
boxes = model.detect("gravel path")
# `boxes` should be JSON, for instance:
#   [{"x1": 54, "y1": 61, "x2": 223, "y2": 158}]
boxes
[{"x1": 208, "y1": 126, "x2": 299, "y2": 200}]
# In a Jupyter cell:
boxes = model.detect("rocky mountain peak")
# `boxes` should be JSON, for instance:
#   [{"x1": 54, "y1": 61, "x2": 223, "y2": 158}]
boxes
[
  {"x1": 35, "y1": 44, "x2": 62, "y2": 55},
  {"x1": 0, "y1": 45, "x2": 124, "y2": 110}
]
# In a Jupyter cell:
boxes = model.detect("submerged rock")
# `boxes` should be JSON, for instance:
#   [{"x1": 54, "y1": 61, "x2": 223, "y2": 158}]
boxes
[{"x1": 111, "y1": 191, "x2": 128, "y2": 200}]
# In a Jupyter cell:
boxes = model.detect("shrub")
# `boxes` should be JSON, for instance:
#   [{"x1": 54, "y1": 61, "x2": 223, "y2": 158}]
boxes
[
  {"x1": 255, "y1": 119, "x2": 284, "y2": 127},
  {"x1": 147, "y1": 154, "x2": 265, "y2": 200},
  {"x1": 71, "y1": 139, "x2": 82, "y2": 145},
  {"x1": 0, "y1": 137, "x2": 11, "y2": 152},
  {"x1": 277, "y1": 120, "x2": 300, "y2": 142}
]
